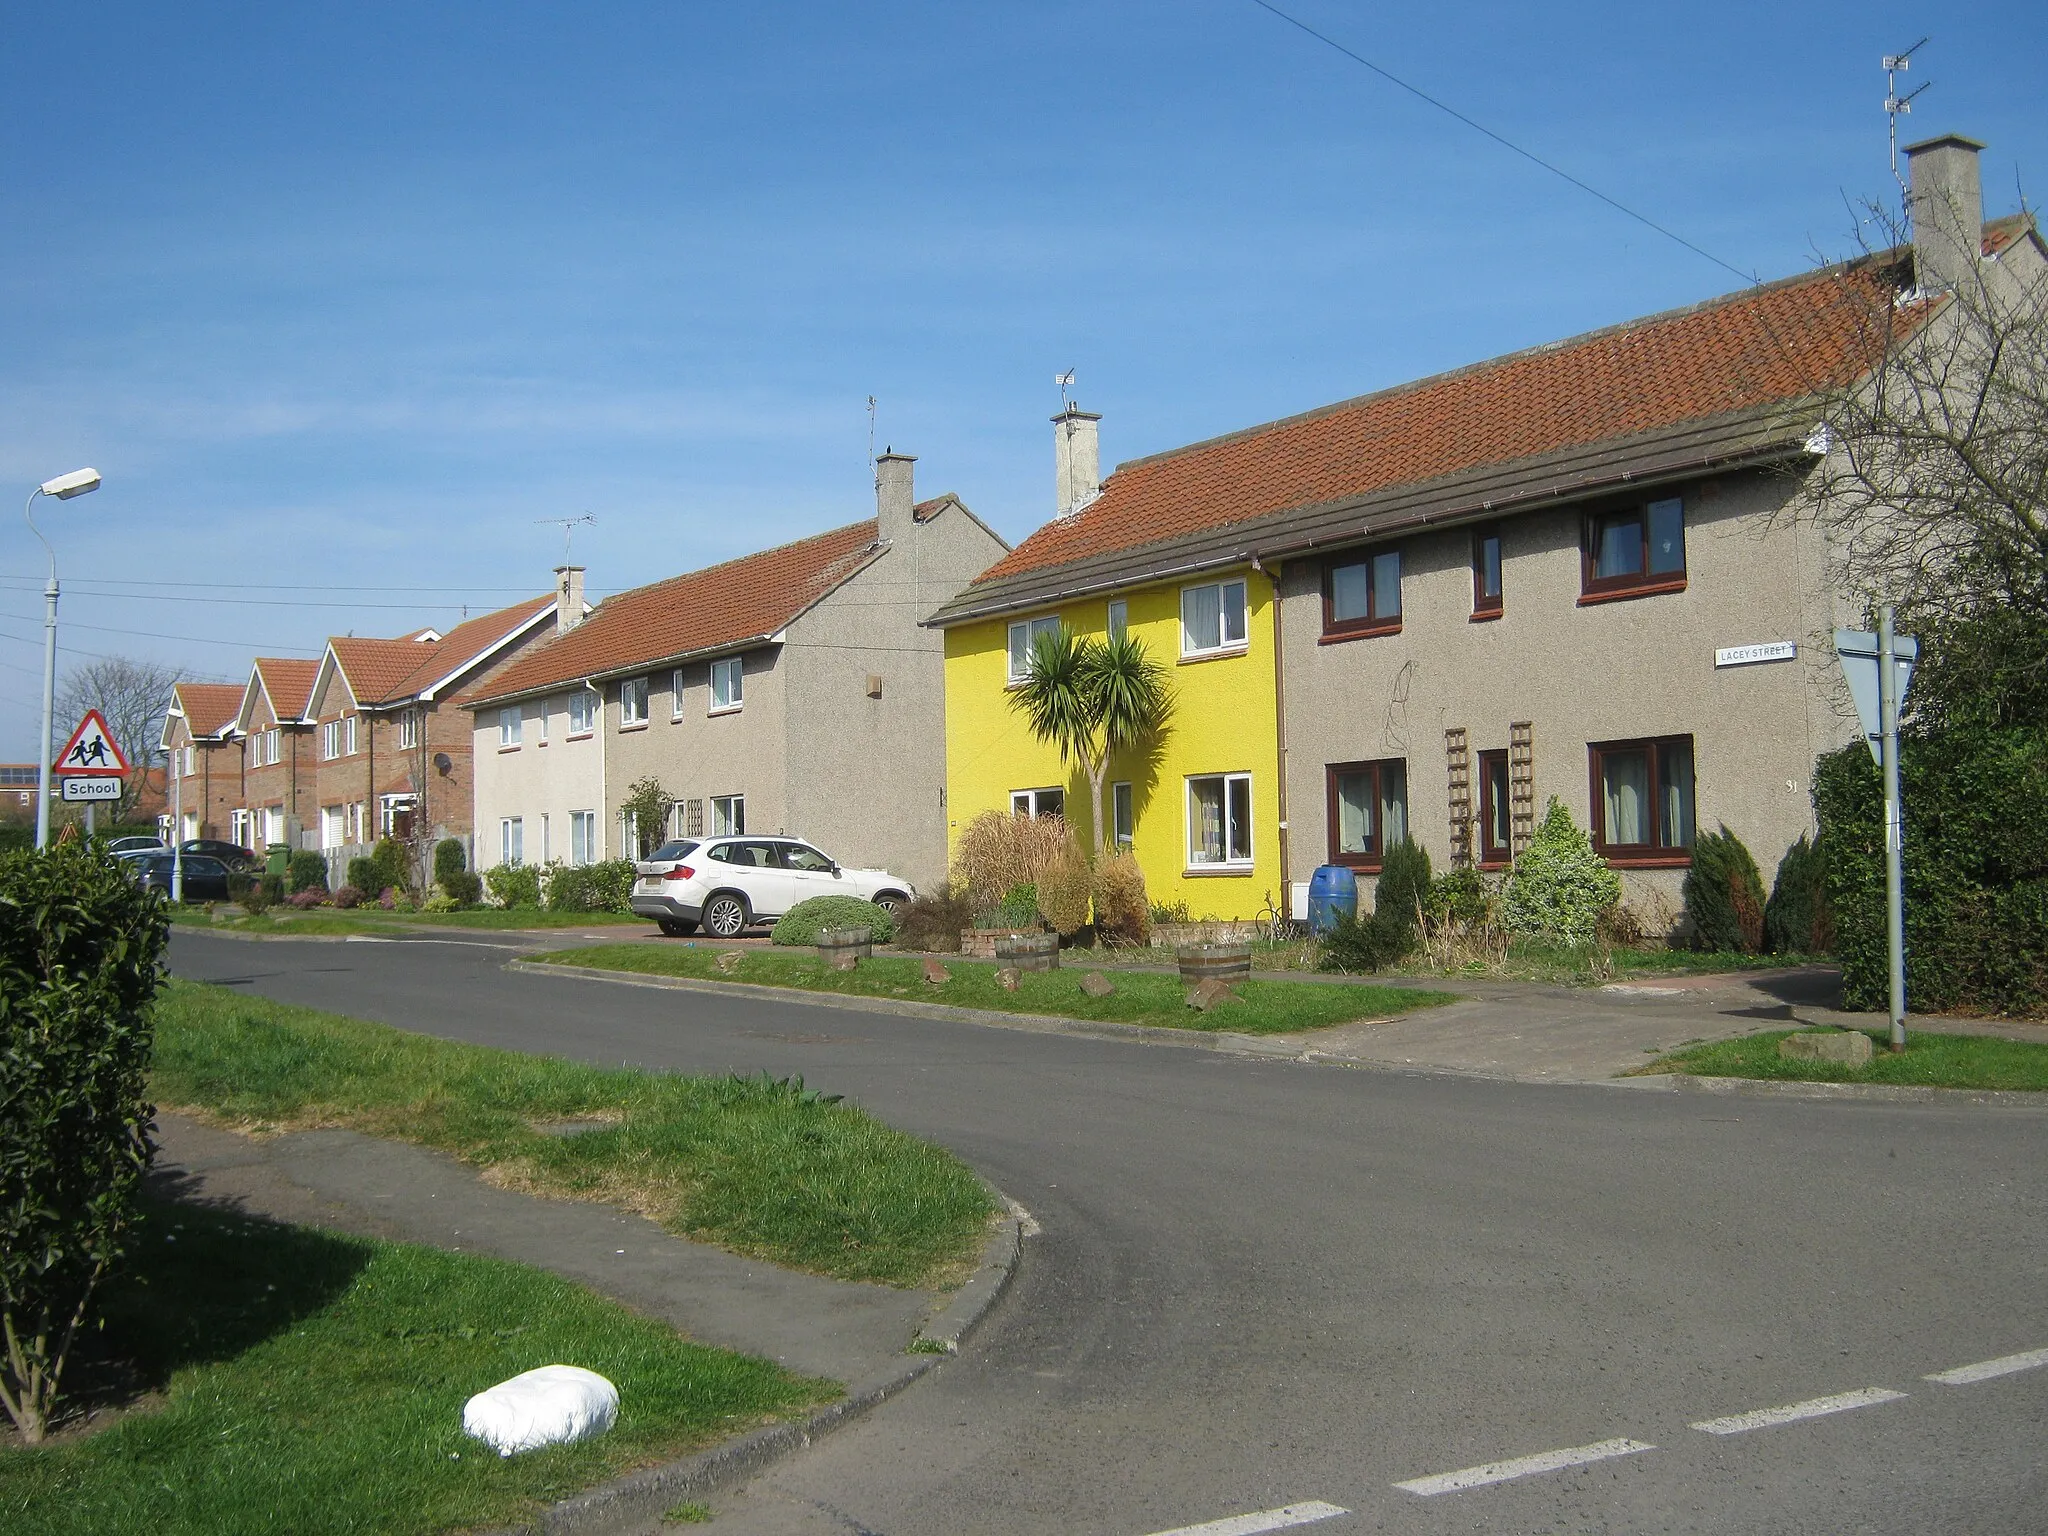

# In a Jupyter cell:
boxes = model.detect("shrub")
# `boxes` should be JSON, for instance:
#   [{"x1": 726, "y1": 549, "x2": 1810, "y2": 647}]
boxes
[
  {"x1": 1035, "y1": 835, "x2": 1095, "y2": 937},
  {"x1": 1319, "y1": 906, "x2": 1412, "y2": 972},
  {"x1": 1373, "y1": 839, "x2": 1433, "y2": 931},
  {"x1": 980, "y1": 883, "x2": 1041, "y2": 930},
  {"x1": 1149, "y1": 897, "x2": 1192, "y2": 926},
  {"x1": 285, "y1": 887, "x2": 327, "y2": 909},
  {"x1": 895, "y1": 882, "x2": 973, "y2": 952},
  {"x1": 330, "y1": 883, "x2": 364, "y2": 909},
  {"x1": 1682, "y1": 826, "x2": 1767, "y2": 952},
  {"x1": 0, "y1": 841, "x2": 168, "y2": 1441},
  {"x1": 1426, "y1": 867, "x2": 1492, "y2": 929},
  {"x1": 484, "y1": 863, "x2": 544, "y2": 910},
  {"x1": 1093, "y1": 850, "x2": 1152, "y2": 946},
  {"x1": 287, "y1": 849, "x2": 327, "y2": 894},
  {"x1": 770, "y1": 895, "x2": 897, "y2": 947},
  {"x1": 1500, "y1": 798, "x2": 1621, "y2": 946},
  {"x1": 434, "y1": 837, "x2": 467, "y2": 884},
  {"x1": 441, "y1": 870, "x2": 483, "y2": 908},
  {"x1": 345, "y1": 856, "x2": 380, "y2": 895},
  {"x1": 1763, "y1": 832, "x2": 1833, "y2": 954},
  {"x1": 235, "y1": 873, "x2": 282, "y2": 915},
  {"x1": 421, "y1": 890, "x2": 458, "y2": 913},
  {"x1": 546, "y1": 859, "x2": 636, "y2": 914},
  {"x1": 378, "y1": 887, "x2": 398, "y2": 910},
  {"x1": 951, "y1": 810, "x2": 1072, "y2": 911},
  {"x1": 371, "y1": 838, "x2": 410, "y2": 895}
]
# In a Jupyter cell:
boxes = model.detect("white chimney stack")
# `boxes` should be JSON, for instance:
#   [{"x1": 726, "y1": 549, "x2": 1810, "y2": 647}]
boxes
[
  {"x1": 554, "y1": 565, "x2": 586, "y2": 633},
  {"x1": 1053, "y1": 406, "x2": 1102, "y2": 518},
  {"x1": 1904, "y1": 133, "x2": 1986, "y2": 295},
  {"x1": 875, "y1": 448, "x2": 917, "y2": 544}
]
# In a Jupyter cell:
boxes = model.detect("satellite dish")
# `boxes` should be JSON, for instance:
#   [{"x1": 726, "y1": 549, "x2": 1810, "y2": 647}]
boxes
[{"x1": 434, "y1": 753, "x2": 453, "y2": 775}]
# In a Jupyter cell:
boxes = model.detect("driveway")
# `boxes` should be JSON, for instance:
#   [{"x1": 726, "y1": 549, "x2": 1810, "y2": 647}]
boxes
[{"x1": 170, "y1": 930, "x2": 2048, "y2": 1535}]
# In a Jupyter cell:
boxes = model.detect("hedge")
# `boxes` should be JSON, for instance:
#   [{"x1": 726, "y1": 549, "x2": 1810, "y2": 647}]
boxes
[
  {"x1": 1814, "y1": 727, "x2": 2048, "y2": 1015},
  {"x1": 545, "y1": 860, "x2": 636, "y2": 914}
]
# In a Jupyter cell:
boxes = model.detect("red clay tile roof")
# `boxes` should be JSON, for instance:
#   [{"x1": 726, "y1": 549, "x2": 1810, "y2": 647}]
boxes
[
  {"x1": 470, "y1": 519, "x2": 886, "y2": 706},
  {"x1": 252, "y1": 658, "x2": 319, "y2": 721},
  {"x1": 970, "y1": 244, "x2": 1962, "y2": 591},
  {"x1": 174, "y1": 682, "x2": 247, "y2": 738},
  {"x1": 328, "y1": 595, "x2": 554, "y2": 706}
]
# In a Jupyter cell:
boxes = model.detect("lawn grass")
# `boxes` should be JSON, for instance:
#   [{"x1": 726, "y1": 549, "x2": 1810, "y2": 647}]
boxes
[
  {"x1": 151, "y1": 980, "x2": 993, "y2": 1288},
  {"x1": 1638, "y1": 1026, "x2": 2048, "y2": 1091},
  {"x1": 527, "y1": 943, "x2": 1456, "y2": 1035},
  {"x1": 0, "y1": 1196, "x2": 830, "y2": 1536},
  {"x1": 168, "y1": 905, "x2": 646, "y2": 934}
]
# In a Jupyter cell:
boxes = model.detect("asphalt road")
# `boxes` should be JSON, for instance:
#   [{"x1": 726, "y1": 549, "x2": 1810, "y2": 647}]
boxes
[{"x1": 170, "y1": 931, "x2": 2048, "y2": 1536}]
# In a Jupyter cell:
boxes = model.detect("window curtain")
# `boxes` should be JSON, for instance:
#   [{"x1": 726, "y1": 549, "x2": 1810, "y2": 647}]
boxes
[
  {"x1": 1659, "y1": 739, "x2": 1696, "y2": 847},
  {"x1": 1380, "y1": 761, "x2": 1409, "y2": 846},
  {"x1": 1191, "y1": 778, "x2": 1224, "y2": 862},
  {"x1": 1330, "y1": 563, "x2": 1370, "y2": 623},
  {"x1": 1226, "y1": 776, "x2": 1252, "y2": 861},
  {"x1": 1603, "y1": 750, "x2": 1651, "y2": 844},
  {"x1": 1371, "y1": 552, "x2": 1402, "y2": 619},
  {"x1": 1596, "y1": 516, "x2": 1642, "y2": 579},
  {"x1": 1336, "y1": 771, "x2": 1374, "y2": 853},
  {"x1": 1183, "y1": 585, "x2": 1222, "y2": 651}
]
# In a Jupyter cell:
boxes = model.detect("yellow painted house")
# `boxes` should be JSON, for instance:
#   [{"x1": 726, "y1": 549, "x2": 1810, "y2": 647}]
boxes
[{"x1": 928, "y1": 409, "x2": 1285, "y2": 921}]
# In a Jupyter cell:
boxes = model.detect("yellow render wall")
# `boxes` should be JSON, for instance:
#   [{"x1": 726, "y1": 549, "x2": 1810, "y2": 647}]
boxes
[{"x1": 941, "y1": 569, "x2": 1281, "y2": 921}]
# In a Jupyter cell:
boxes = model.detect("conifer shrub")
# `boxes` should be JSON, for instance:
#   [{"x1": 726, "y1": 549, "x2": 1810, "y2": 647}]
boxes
[
  {"x1": 370, "y1": 837, "x2": 410, "y2": 895},
  {"x1": 286, "y1": 849, "x2": 327, "y2": 893},
  {"x1": 345, "y1": 856, "x2": 380, "y2": 895},
  {"x1": 434, "y1": 837, "x2": 467, "y2": 884},
  {"x1": 440, "y1": 870, "x2": 483, "y2": 908},
  {"x1": 1682, "y1": 826, "x2": 1767, "y2": 952},
  {"x1": 1763, "y1": 833, "x2": 1833, "y2": 954},
  {"x1": 770, "y1": 895, "x2": 897, "y2": 947},
  {"x1": 1092, "y1": 850, "x2": 1152, "y2": 946},
  {"x1": 1500, "y1": 798, "x2": 1622, "y2": 946},
  {"x1": 1035, "y1": 835, "x2": 1095, "y2": 937}
]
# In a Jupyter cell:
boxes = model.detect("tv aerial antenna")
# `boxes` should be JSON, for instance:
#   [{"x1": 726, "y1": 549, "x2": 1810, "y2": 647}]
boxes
[
  {"x1": 867, "y1": 395, "x2": 878, "y2": 467},
  {"x1": 1056, "y1": 368, "x2": 1077, "y2": 411},
  {"x1": 1885, "y1": 39, "x2": 1931, "y2": 203},
  {"x1": 536, "y1": 513, "x2": 596, "y2": 565}
]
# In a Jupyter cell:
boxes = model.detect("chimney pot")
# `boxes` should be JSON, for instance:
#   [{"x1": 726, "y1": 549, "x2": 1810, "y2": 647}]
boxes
[
  {"x1": 554, "y1": 565, "x2": 586, "y2": 634},
  {"x1": 1052, "y1": 406, "x2": 1102, "y2": 518},
  {"x1": 1904, "y1": 132, "x2": 1987, "y2": 295},
  {"x1": 875, "y1": 450, "x2": 917, "y2": 544}
]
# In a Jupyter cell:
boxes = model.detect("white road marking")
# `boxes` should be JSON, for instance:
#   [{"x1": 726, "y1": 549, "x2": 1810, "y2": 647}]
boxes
[
  {"x1": 1141, "y1": 1502, "x2": 1348, "y2": 1536},
  {"x1": 1925, "y1": 1347, "x2": 2048, "y2": 1386},
  {"x1": 1394, "y1": 1438, "x2": 1655, "y2": 1497},
  {"x1": 1690, "y1": 1387, "x2": 1907, "y2": 1435}
]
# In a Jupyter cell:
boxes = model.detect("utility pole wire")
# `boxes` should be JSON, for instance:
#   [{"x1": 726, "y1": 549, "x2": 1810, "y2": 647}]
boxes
[{"x1": 1244, "y1": 0, "x2": 1759, "y2": 287}]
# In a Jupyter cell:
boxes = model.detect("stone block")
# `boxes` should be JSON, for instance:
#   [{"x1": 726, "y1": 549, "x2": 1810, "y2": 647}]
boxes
[
  {"x1": 1778, "y1": 1029, "x2": 1874, "y2": 1066},
  {"x1": 828, "y1": 951, "x2": 859, "y2": 973},
  {"x1": 1080, "y1": 971, "x2": 1115, "y2": 998},
  {"x1": 996, "y1": 967, "x2": 1020, "y2": 992},
  {"x1": 922, "y1": 958, "x2": 950, "y2": 986},
  {"x1": 1186, "y1": 978, "x2": 1239, "y2": 1012},
  {"x1": 715, "y1": 950, "x2": 743, "y2": 975}
]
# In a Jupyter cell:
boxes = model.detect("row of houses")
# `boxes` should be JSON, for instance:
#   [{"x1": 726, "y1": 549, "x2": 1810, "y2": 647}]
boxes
[{"x1": 161, "y1": 136, "x2": 2039, "y2": 927}]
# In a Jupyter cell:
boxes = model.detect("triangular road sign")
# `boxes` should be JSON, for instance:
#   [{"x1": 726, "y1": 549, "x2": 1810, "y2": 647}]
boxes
[{"x1": 54, "y1": 709, "x2": 130, "y2": 776}]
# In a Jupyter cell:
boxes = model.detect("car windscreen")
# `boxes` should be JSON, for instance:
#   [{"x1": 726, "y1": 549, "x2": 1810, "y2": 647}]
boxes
[{"x1": 647, "y1": 840, "x2": 699, "y2": 862}]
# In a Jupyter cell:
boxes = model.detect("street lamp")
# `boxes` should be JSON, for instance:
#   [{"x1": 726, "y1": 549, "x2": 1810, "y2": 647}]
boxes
[{"x1": 25, "y1": 468, "x2": 101, "y2": 850}]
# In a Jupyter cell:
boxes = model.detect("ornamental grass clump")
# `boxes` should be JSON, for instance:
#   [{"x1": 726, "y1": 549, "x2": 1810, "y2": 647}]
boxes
[
  {"x1": 1035, "y1": 834, "x2": 1095, "y2": 937},
  {"x1": 1500, "y1": 798, "x2": 1621, "y2": 947},
  {"x1": 0, "y1": 840, "x2": 169, "y2": 1443},
  {"x1": 951, "y1": 809, "x2": 1070, "y2": 914},
  {"x1": 1092, "y1": 850, "x2": 1152, "y2": 946},
  {"x1": 1682, "y1": 825, "x2": 1767, "y2": 953}
]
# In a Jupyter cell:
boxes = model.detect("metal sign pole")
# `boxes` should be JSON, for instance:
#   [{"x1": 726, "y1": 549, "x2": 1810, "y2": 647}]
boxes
[{"x1": 1879, "y1": 605, "x2": 1907, "y2": 1051}]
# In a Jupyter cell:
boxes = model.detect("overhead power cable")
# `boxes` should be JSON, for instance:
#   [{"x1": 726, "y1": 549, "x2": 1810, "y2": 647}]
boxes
[{"x1": 1244, "y1": 0, "x2": 1759, "y2": 286}]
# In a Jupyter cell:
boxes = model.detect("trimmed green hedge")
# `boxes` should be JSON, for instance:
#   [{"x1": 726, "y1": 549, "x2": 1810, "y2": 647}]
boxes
[
  {"x1": 1815, "y1": 727, "x2": 2048, "y2": 1015},
  {"x1": 770, "y1": 896, "x2": 898, "y2": 947},
  {"x1": 546, "y1": 859, "x2": 636, "y2": 914}
]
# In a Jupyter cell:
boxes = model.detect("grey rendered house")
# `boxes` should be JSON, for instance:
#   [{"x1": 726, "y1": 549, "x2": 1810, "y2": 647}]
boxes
[{"x1": 466, "y1": 454, "x2": 1007, "y2": 887}]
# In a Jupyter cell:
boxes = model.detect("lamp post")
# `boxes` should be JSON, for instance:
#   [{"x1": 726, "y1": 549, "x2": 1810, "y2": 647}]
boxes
[{"x1": 25, "y1": 468, "x2": 101, "y2": 850}]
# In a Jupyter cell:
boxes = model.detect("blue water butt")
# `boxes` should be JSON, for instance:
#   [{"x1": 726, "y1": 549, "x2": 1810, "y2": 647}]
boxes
[{"x1": 1306, "y1": 864, "x2": 1358, "y2": 936}]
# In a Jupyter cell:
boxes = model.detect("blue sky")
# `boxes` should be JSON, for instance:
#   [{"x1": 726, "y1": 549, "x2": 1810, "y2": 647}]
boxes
[{"x1": 3, "y1": 1, "x2": 2042, "y2": 759}]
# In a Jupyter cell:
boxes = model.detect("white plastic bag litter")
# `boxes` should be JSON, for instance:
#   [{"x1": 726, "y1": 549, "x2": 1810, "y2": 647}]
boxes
[{"x1": 462, "y1": 1365, "x2": 619, "y2": 1457}]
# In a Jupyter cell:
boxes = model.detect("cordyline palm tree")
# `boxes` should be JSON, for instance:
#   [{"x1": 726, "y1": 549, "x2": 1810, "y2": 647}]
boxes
[{"x1": 1010, "y1": 624, "x2": 1172, "y2": 851}]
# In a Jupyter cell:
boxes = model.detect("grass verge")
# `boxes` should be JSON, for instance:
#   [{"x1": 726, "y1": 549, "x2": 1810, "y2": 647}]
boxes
[
  {"x1": 152, "y1": 980, "x2": 993, "y2": 1288},
  {"x1": 0, "y1": 1196, "x2": 830, "y2": 1536},
  {"x1": 169, "y1": 906, "x2": 646, "y2": 934},
  {"x1": 527, "y1": 943, "x2": 1456, "y2": 1035},
  {"x1": 1637, "y1": 1027, "x2": 2048, "y2": 1091}
]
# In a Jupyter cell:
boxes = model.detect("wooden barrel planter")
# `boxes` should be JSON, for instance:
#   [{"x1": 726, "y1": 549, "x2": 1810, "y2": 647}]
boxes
[
  {"x1": 993, "y1": 931, "x2": 1059, "y2": 972},
  {"x1": 1177, "y1": 941, "x2": 1252, "y2": 985},
  {"x1": 816, "y1": 926, "x2": 873, "y2": 970}
]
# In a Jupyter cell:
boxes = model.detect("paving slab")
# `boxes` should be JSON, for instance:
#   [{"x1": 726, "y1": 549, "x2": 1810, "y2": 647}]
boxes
[{"x1": 150, "y1": 1112, "x2": 935, "y2": 1383}]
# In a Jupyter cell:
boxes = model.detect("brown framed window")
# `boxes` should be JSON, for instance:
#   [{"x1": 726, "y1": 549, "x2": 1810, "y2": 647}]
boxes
[
  {"x1": 1472, "y1": 526, "x2": 1504, "y2": 619},
  {"x1": 1321, "y1": 547, "x2": 1402, "y2": 640},
  {"x1": 1581, "y1": 496, "x2": 1686, "y2": 602},
  {"x1": 1588, "y1": 735, "x2": 1695, "y2": 864},
  {"x1": 1325, "y1": 758, "x2": 1409, "y2": 870},
  {"x1": 1478, "y1": 748, "x2": 1512, "y2": 865}
]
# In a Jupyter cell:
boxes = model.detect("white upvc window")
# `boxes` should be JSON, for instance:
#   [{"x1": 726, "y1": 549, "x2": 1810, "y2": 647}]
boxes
[
  {"x1": 230, "y1": 808, "x2": 250, "y2": 846},
  {"x1": 398, "y1": 709, "x2": 419, "y2": 750},
  {"x1": 501, "y1": 816, "x2": 524, "y2": 867},
  {"x1": 711, "y1": 794, "x2": 744, "y2": 835},
  {"x1": 571, "y1": 810, "x2": 598, "y2": 866},
  {"x1": 182, "y1": 745, "x2": 196, "y2": 777},
  {"x1": 344, "y1": 801, "x2": 366, "y2": 844},
  {"x1": 346, "y1": 715, "x2": 358, "y2": 756},
  {"x1": 1186, "y1": 772, "x2": 1254, "y2": 868},
  {"x1": 1180, "y1": 579, "x2": 1248, "y2": 658},
  {"x1": 621, "y1": 676, "x2": 649, "y2": 727},
  {"x1": 710, "y1": 657, "x2": 742, "y2": 712},
  {"x1": 321, "y1": 720, "x2": 343, "y2": 761},
  {"x1": 1106, "y1": 599, "x2": 1128, "y2": 639},
  {"x1": 321, "y1": 805, "x2": 345, "y2": 849},
  {"x1": 1010, "y1": 787, "x2": 1065, "y2": 820},
  {"x1": 498, "y1": 706, "x2": 522, "y2": 748},
  {"x1": 568, "y1": 686, "x2": 597, "y2": 735},
  {"x1": 1112, "y1": 781, "x2": 1134, "y2": 848},
  {"x1": 262, "y1": 806, "x2": 285, "y2": 845},
  {"x1": 1006, "y1": 615, "x2": 1062, "y2": 682},
  {"x1": 670, "y1": 668, "x2": 687, "y2": 719}
]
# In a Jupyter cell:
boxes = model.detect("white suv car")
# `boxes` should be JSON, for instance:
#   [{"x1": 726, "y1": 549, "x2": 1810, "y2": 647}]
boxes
[{"x1": 631, "y1": 835, "x2": 915, "y2": 938}]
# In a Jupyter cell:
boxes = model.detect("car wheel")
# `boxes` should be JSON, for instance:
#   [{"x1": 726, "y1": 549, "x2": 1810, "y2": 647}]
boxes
[
  {"x1": 872, "y1": 891, "x2": 908, "y2": 917},
  {"x1": 702, "y1": 893, "x2": 749, "y2": 938},
  {"x1": 657, "y1": 917, "x2": 697, "y2": 937}
]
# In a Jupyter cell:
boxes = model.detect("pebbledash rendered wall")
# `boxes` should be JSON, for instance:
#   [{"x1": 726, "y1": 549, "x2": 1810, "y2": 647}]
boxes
[{"x1": 1277, "y1": 466, "x2": 1862, "y2": 930}]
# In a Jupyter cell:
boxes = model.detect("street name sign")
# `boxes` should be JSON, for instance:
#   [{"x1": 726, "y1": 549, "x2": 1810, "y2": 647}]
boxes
[{"x1": 1715, "y1": 641, "x2": 1797, "y2": 668}]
